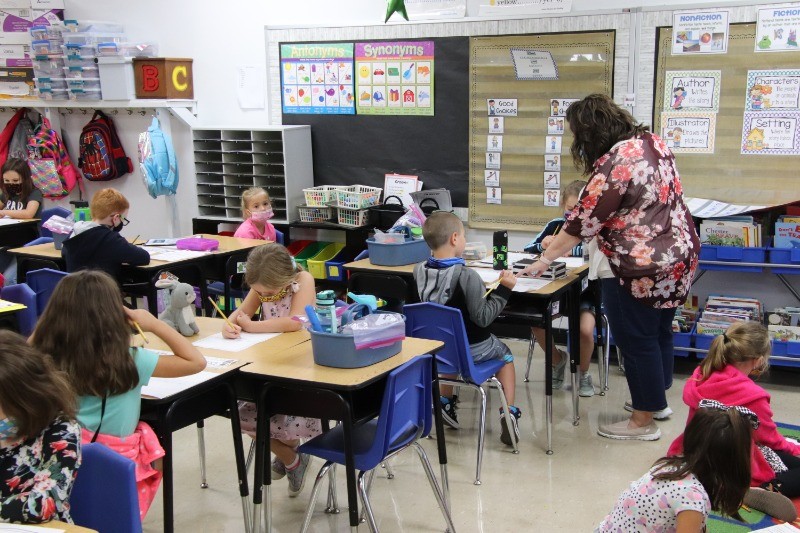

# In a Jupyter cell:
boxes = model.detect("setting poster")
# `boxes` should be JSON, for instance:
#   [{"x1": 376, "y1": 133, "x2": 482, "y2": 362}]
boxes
[
  {"x1": 280, "y1": 43, "x2": 355, "y2": 115},
  {"x1": 355, "y1": 41, "x2": 434, "y2": 116}
]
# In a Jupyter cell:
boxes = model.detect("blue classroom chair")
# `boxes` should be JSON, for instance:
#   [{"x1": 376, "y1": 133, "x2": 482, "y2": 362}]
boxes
[
  {"x1": 298, "y1": 355, "x2": 455, "y2": 533},
  {"x1": 0, "y1": 283, "x2": 37, "y2": 336},
  {"x1": 25, "y1": 268, "x2": 67, "y2": 315},
  {"x1": 39, "y1": 206, "x2": 71, "y2": 238},
  {"x1": 404, "y1": 302, "x2": 519, "y2": 485}
]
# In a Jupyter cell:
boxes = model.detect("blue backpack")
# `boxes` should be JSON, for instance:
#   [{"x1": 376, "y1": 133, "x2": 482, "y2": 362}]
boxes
[{"x1": 138, "y1": 117, "x2": 178, "y2": 198}]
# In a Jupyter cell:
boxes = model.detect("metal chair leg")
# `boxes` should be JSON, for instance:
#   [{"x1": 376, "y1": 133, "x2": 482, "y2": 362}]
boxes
[
  {"x1": 524, "y1": 332, "x2": 534, "y2": 382},
  {"x1": 325, "y1": 463, "x2": 340, "y2": 514},
  {"x1": 197, "y1": 421, "x2": 208, "y2": 488},
  {"x1": 300, "y1": 461, "x2": 334, "y2": 533},
  {"x1": 357, "y1": 470, "x2": 379, "y2": 533},
  {"x1": 412, "y1": 442, "x2": 457, "y2": 532},
  {"x1": 359, "y1": 468, "x2": 376, "y2": 524},
  {"x1": 382, "y1": 460, "x2": 395, "y2": 479},
  {"x1": 491, "y1": 377, "x2": 519, "y2": 455},
  {"x1": 474, "y1": 384, "x2": 487, "y2": 485},
  {"x1": 245, "y1": 439, "x2": 256, "y2": 475},
  {"x1": 602, "y1": 314, "x2": 611, "y2": 392}
]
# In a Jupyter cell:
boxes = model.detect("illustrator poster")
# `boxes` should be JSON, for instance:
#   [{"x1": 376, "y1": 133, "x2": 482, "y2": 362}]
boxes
[
  {"x1": 355, "y1": 41, "x2": 434, "y2": 116},
  {"x1": 741, "y1": 111, "x2": 800, "y2": 155},
  {"x1": 280, "y1": 43, "x2": 355, "y2": 115},
  {"x1": 664, "y1": 70, "x2": 721, "y2": 112},
  {"x1": 755, "y1": 5, "x2": 800, "y2": 52},
  {"x1": 660, "y1": 112, "x2": 717, "y2": 153},
  {"x1": 745, "y1": 70, "x2": 800, "y2": 111},
  {"x1": 672, "y1": 10, "x2": 730, "y2": 55}
]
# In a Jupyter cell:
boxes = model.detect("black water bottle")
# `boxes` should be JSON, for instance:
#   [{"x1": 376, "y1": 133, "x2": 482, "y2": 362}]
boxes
[{"x1": 493, "y1": 230, "x2": 508, "y2": 270}]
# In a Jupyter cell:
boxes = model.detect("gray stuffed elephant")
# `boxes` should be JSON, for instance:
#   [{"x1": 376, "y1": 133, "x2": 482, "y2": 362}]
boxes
[{"x1": 156, "y1": 277, "x2": 200, "y2": 336}]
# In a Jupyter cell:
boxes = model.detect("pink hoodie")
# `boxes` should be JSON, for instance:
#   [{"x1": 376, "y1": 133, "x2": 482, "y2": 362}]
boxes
[
  {"x1": 234, "y1": 217, "x2": 276, "y2": 242},
  {"x1": 668, "y1": 364, "x2": 800, "y2": 486}
]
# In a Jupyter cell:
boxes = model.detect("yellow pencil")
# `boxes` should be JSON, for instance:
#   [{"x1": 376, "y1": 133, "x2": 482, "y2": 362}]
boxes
[
  {"x1": 207, "y1": 297, "x2": 236, "y2": 331},
  {"x1": 131, "y1": 235, "x2": 141, "y2": 245},
  {"x1": 553, "y1": 223, "x2": 562, "y2": 236},
  {"x1": 132, "y1": 321, "x2": 149, "y2": 344},
  {"x1": 483, "y1": 277, "x2": 502, "y2": 298}
]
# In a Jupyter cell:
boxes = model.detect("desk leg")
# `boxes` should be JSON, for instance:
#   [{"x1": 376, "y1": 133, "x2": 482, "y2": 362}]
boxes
[
  {"x1": 161, "y1": 427, "x2": 175, "y2": 533},
  {"x1": 569, "y1": 284, "x2": 580, "y2": 427},
  {"x1": 226, "y1": 384, "x2": 251, "y2": 533},
  {"x1": 430, "y1": 355, "x2": 450, "y2": 512},
  {"x1": 252, "y1": 385, "x2": 273, "y2": 533},
  {"x1": 340, "y1": 396, "x2": 360, "y2": 531},
  {"x1": 544, "y1": 300, "x2": 554, "y2": 455}
]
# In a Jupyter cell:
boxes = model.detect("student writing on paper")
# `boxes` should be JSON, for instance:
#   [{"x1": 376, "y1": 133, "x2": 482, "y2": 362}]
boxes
[
  {"x1": 222, "y1": 244, "x2": 320, "y2": 498},
  {"x1": 0, "y1": 158, "x2": 42, "y2": 286},
  {"x1": 30, "y1": 271, "x2": 205, "y2": 520},
  {"x1": 0, "y1": 331, "x2": 80, "y2": 524}
]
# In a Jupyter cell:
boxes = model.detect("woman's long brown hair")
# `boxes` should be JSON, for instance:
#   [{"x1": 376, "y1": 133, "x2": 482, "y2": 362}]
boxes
[
  {"x1": 32, "y1": 270, "x2": 138, "y2": 397},
  {"x1": 565, "y1": 93, "x2": 649, "y2": 175}
]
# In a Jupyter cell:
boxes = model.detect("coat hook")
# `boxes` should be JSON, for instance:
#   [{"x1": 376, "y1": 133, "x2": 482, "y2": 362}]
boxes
[
  {"x1": 139, "y1": 110, "x2": 146, "y2": 116},
  {"x1": 81, "y1": 108, "x2": 87, "y2": 115},
  {"x1": 67, "y1": 108, "x2": 73, "y2": 114},
  {"x1": 127, "y1": 109, "x2": 133, "y2": 115},
  {"x1": 110, "y1": 109, "x2": 118, "y2": 116}
]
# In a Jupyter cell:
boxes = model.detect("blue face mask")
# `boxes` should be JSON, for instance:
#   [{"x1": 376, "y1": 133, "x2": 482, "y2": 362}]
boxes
[{"x1": 0, "y1": 417, "x2": 19, "y2": 440}]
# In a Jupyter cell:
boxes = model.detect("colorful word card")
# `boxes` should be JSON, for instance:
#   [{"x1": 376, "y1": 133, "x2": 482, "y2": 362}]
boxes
[
  {"x1": 487, "y1": 187, "x2": 502, "y2": 205},
  {"x1": 660, "y1": 112, "x2": 717, "y2": 153},
  {"x1": 756, "y1": 5, "x2": 800, "y2": 52},
  {"x1": 544, "y1": 154, "x2": 561, "y2": 171},
  {"x1": 488, "y1": 98, "x2": 518, "y2": 116},
  {"x1": 547, "y1": 116, "x2": 565, "y2": 134},
  {"x1": 745, "y1": 70, "x2": 800, "y2": 111},
  {"x1": 672, "y1": 10, "x2": 729, "y2": 54},
  {"x1": 549, "y1": 98, "x2": 578, "y2": 117},
  {"x1": 355, "y1": 41, "x2": 434, "y2": 115},
  {"x1": 544, "y1": 171, "x2": 561, "y2": 189},
  {"x1": 741, "y1": 111, "x2": 800, "y2": 155},
  {"x1": 664, "y1": 70, "x2": 721, "y2": 112},
  {"x1": 280, "y1": 43, "x2": 355, "y2": 115},
  {"x1": 544, "y1": 189, "x2": 560, "y2": 207},
  {"x1": 487, "y1": 135, "x2": 503, "y2": 152},
  {"x1": 486, "y1": 152, "x2": 501, "y2": 169},
  {"x1": 485, "y1": 170, "x2": 500, "y2": 186},
  {"x1": 545, "y1": 135, "x2": 562, "y2": 154},
  {"x1": 489, "y1": 116, "x2": 505, "y2": 133}
]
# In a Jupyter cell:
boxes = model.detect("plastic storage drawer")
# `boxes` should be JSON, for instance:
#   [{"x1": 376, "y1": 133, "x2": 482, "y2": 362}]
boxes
[
  {"x1": 698, "y1": 245, "x2": 766, "y2": 272},
  {"x1": 286, "y1": 240, "x2": 314, "y2": 256},
  {"x1": 309, "y1": 329, "x2": 401, "y2": 368},
  {"x1": 307, "y1": 243, "x2": 345, "y2": 279},
  {"x1": 293, "y1": 241, "x2": 330, "y2": 270},
  {"x1": 366, "y1": 237, "x2": 430, "y2": 266},
  {"x1": 325, "y1": 246, "x2": 362, "y2": 281}
]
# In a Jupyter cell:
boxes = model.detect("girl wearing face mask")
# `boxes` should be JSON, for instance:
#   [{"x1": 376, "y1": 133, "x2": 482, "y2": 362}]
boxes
[
  {"x1": 0, "y1": 158, "x2": 42, "y2": 221},
  {"x1": 0, "y1": 330, "x2": 81, "y2": 524},
  {"x1": 669, "y1": 321, "x2": 800, "y2": 519},
  {"x1": 234, "y1": 187, "x2": 277, "y2": 241}
]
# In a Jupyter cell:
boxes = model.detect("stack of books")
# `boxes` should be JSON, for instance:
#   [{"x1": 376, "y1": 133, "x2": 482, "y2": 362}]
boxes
[
  {"x1": 700, "y1": 216, "x2": 762, "y2": 247},
  {"x1": 773, "y1": 215, "x2": 800, "y2": 249},
  {"x1": 766, "y1": 306, "x2": 800, "y2": 342},
  {"x1": 673, "y1": 306, "x2": 698, "y2": 333},
  {"x1": 695, "y1": 295, "x2": 762, "y2": 336}
]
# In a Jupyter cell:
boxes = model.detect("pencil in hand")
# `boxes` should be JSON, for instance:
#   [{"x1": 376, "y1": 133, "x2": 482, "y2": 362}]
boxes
[
  {"x1": 132, "y1": 320, "x2": 149, "y2": 344},
  {"x1": 207, "y1": 297, "x2": 236, "y2": 331},
  {"x1": 483, "y1": 277, "x2": 502, "y2": 298}
]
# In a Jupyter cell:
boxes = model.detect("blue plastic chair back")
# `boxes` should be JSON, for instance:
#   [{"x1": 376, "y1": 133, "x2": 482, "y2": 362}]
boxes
[
  {"x1": 26, "y1": 268, "x2": 67, "y2": 314},
  {"x1": 24, "y1": 236, "x2": 54, "y2": 247},
  {"x1": 39, "y1": 206, "x2": 71, "y2": 238},
  {"x1": 354, "y1": 249, "x2": 369, "y2": 261},
  {"x1": 70, "y1": 443, "x2": 142, "y2": 533},
  {"x1": 275, "y1": 229, "x2": 284, "y2": 245},
  {"x1": 0, "y1": 283, "x2": 37, "y2": 336},
  {"x1": 404, "y1": 302, "x2": 504, "y2": 385}
]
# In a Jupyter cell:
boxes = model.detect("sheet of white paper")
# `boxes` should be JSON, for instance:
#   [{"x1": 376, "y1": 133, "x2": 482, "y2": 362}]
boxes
[
  {"x1": 0, "y1": 526, "x2": 65, "y2": 533},
  {"x1": 751, "y1": 524, "x2": 798, "y2": 532},
  {"x1": 139, "y1": 246, "x2": 166, "y2": 256},
  {"x1": 141, "y1": 371, "x2": 219, "y2": 399},
  {"x1": 513, "y1": 278, "x2": 553, "y2": 292},
  {"x1": 193, "y1": 331, "x2": 280, "y2": 352},
  {"x1": 237, "y1": 65, "x2": 266, "y2": 110},
  {"x1": 0, "y1": 218, "x2": 22, "y2": 226},
  {"x1": 153, "y1": 249, "x2": 210, "y2": 262},
  {"x1": 470, "y1": 267, "x2": 502, "y2": 283},
  {"x1": 152, "y1": 350, "x2": 238, "y2": 369},
  {"x1": 479, "y1": 252, "x2": 535, "y2": 266},
  {"x1": 145, "y1": 238, "x2": 179, "y2": 246},
  {"x1": 558, "y1": 256, "x2": 586, "y2": 268}
]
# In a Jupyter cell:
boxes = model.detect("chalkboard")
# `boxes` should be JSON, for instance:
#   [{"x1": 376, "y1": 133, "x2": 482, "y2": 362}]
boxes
[{"x1": 281, "y1": 36, "x2": 469, "y2": 206}]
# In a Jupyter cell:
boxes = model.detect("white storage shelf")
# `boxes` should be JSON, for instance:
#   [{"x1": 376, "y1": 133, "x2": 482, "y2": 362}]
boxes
[{"x1": 192, "y1": 126, "x2": 313, "y2": 224}]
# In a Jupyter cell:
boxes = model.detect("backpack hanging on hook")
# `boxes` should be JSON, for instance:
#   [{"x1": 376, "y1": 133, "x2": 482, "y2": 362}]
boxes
[
  {"x1": 138, "y1": 116, "x2": 178, "y2": 198},
  {"x1": 78, "y1": 109, "x2": 133, "y2": 181}
]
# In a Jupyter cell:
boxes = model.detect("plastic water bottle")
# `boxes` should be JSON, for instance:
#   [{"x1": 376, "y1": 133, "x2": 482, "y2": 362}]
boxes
[{"x1": 315, "y1": 290, "x2": 338, "y2": 333}]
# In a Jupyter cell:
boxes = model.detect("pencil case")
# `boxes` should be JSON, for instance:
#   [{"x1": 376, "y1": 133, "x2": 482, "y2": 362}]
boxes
[{"x1": 176, "y1": 237, "x2": 219, "y2": 251}]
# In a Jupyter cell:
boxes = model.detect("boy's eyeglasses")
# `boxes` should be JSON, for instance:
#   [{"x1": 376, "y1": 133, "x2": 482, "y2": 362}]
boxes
[{"x1": 118, "y1": 216, "x2": 131, "y2": 226}]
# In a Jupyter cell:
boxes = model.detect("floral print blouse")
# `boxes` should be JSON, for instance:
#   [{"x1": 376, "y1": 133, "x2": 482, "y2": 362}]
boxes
[
  {"x1": 564, "y1": 132, "x2": 700, "y2": 308},
  {"x1": 1, "y1": 418, "x2": 81, "y2": 524}
]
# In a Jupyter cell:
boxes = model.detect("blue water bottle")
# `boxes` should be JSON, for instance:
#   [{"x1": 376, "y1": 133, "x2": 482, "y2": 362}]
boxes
[{"x1": 315, "y1": 290, "x2": 338, "y2": 333}]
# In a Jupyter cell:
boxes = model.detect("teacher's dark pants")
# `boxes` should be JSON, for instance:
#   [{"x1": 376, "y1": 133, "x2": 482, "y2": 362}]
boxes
[{"x1": 601, "y1": 278, "x2": 676, "y2": 413}]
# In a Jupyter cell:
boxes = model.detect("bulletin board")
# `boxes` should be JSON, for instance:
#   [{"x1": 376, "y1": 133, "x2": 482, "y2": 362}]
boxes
[
  {"x1": 469, "y1": 31, "x2": 615, "y2": 231},
  {"x1": 654, "y1": 23, "x2": 800, "y2": 206}
]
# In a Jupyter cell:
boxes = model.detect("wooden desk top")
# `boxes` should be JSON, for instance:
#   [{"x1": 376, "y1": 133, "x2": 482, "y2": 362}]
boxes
[
  {"x1": 344, "y1": 258, "x2": 417, "y2": 274},
  {"x1": 138, "y1": 317, "x2": 310, "y2": 365},
  {"x1": 240, "y1": 337, "x2": 443, "y2": 389},
  {"x1": 8, "y1": 241, "x2": 61, "y2": 259},
  {"x1": 35, "y1": 521, "x2": 98, "y2": 532}
]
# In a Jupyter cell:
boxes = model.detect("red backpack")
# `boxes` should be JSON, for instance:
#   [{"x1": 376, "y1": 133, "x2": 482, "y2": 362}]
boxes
[{"x1": 78, "y1": 110, "x2": 133, "y2": 181}]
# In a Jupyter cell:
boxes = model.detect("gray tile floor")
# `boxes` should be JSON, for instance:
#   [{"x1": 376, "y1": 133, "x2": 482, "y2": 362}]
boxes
[{"x1": 142, "y1": 340, "x2": 800, "y2": 532}]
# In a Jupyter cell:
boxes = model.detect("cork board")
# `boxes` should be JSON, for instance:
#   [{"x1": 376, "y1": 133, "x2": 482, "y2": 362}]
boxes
[
  {"x1": 469, "y1": 31, "x2": 616, "y2": 231},
  {"x1": 654, "y1": 23, "x2": 800, "y2": 206}
]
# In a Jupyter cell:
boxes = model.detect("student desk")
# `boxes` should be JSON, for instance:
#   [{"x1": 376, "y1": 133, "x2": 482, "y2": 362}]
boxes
[
  {"x1": 39, "y1": 521, "x2": 98, "y2": 532},
  {"x1": 239, "y1": 336, "x2": 447, "y2": 533},
  {"x1": 0, "y1": 217, "x2": 39, "y2": 248},
  {"x1": 137, "y1": 317, "x2": 308, "y2": 533},
  {"x1": 343, "y1": 258, "x2": 590, "y2": 454}
]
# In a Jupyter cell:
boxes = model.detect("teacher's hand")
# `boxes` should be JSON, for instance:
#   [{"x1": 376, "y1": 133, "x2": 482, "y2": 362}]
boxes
[{"x1": 516, "y1": 259, "x2": 548, "y2": 279}]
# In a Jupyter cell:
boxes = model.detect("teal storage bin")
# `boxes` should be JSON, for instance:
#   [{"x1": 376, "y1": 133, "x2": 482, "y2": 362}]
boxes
[{"x1": 366, "y1": 236, "x2": 430, "y2": 266}]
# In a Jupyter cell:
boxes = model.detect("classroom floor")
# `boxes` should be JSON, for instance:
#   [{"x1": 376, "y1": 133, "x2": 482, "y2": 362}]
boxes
[{"x1": 142, "y1": 339, "x2": 800, "y2": 533}]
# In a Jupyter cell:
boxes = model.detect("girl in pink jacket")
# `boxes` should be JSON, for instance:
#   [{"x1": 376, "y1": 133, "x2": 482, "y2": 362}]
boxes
[{"x1": 668, "y1": 321, "x2": 800, "y2": 521}]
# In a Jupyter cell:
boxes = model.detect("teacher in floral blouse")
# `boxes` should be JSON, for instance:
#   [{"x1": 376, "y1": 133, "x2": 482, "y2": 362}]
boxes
[{"x1": 519, "y1": 94, "x2": 700, "y2": 441}]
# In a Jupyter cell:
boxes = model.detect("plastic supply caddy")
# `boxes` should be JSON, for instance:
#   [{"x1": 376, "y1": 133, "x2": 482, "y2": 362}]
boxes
[
  {"x1": 297, "y1": 204, "x2": 334, "y2": 223},
  {"x1": 337, "y1": 207, "x2": 369, "y2": 227},
  {"x1": 307, "y1": 243, "x2": 345, "y2": 279},
  {"x1": 335, "y1": 185, "x2": 382, "y2": 209},
  {"x1": 303, "y1": 185, "x2": 342, "y2": 207},
  {"x1": 366, "y1": 232, "x2": 430, "y2": 266},
  {"x1": 309, "y1": 311, "x2": 404, "y2": 368}
]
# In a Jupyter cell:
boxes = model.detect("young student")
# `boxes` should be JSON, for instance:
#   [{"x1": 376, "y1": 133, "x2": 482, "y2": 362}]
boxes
[
  {"x1": 221, "y1": 243, "x2": 319, "y2": 497},
  {"x1": 234, "y1": 187, "x2": 277, "y2": 241},
  {"x1": 597, "y1": 405, "x2": 754, "y2": 532},
  {"x1": 525, "y1": 180, "x2": 598, "y2": 396},
  {"x1": 668, "y1": 321, "x2": 800, "y2": 521},
  {"x1": 62, "y1": 188, "x2": 149, "y2": 281},
  {"x1": 0, "y1": 158, "x2": 42, "y2": 285},
  {"x1": 31, "y1": 270, "x2": 206, "y2": 519},
  {"x1": 413, "y1": 211, "x2": 521, "y2": 445},
  {"x1": 0, "y1": 331, "x2": 80, "y2": 524}
]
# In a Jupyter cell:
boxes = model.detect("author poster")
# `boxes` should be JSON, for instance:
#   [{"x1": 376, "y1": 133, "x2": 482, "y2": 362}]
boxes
[
  {"x1": 280, "y1": 43, "x2": 355, "y2": 115},
  {"x1": 741, "y1": 111, "x2": 800, "y2": 155},
  {"x1": 355, "y1": 41, "x2": 434, "y2": 116},
  {"x1": 660, "y1": 112, "x2": 717, "y2": 153},
  {"x1": 745, "y1": 70, "x2": 800, "y2": 111},
  {"x1": 664, "y1": 70, "x2": 721, "y2": 112}
]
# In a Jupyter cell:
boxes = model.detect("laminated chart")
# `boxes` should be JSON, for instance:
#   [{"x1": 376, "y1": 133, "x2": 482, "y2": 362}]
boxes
[
  {"x1": 280, "y1": 43, "x2": 355, "y2": 115},
  {"x1": 355, "y1": 41, "x2": 434, "y2": 116}
]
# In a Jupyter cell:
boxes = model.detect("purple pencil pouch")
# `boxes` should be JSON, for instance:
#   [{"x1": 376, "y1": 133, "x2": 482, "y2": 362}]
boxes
[{"x1": 176, "y1": 237, "x2": 219, "y2": 251}]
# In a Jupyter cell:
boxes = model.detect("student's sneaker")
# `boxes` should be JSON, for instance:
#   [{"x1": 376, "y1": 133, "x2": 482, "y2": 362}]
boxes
[
  {"x1": 271, "y1": 456, "x2": 286, "y2": 480},
  {"x1": 287, "y1": 453, "x2": 310, "y2": 498},
  {"x1": 440, "y1": 396, "x2": 460, "y2": 429},
  {"x1": 744, "y1": 488, "x2": 798, "y2": 522},
  {"x1": 597, "y1": 419, "x2": 661, "y2": 441},
  {"x1": 499, "y1": 405, "x2": 521, "y2": 446},
  {"x1": 624, "y1": 400, "x2": 673, "y2": 420},
  {"x1": 552, "y1": 349, "x2": 568, "y2": 390},
  {"x1": 578, "y1": 373, "x2": 595, "y2": 397}
]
